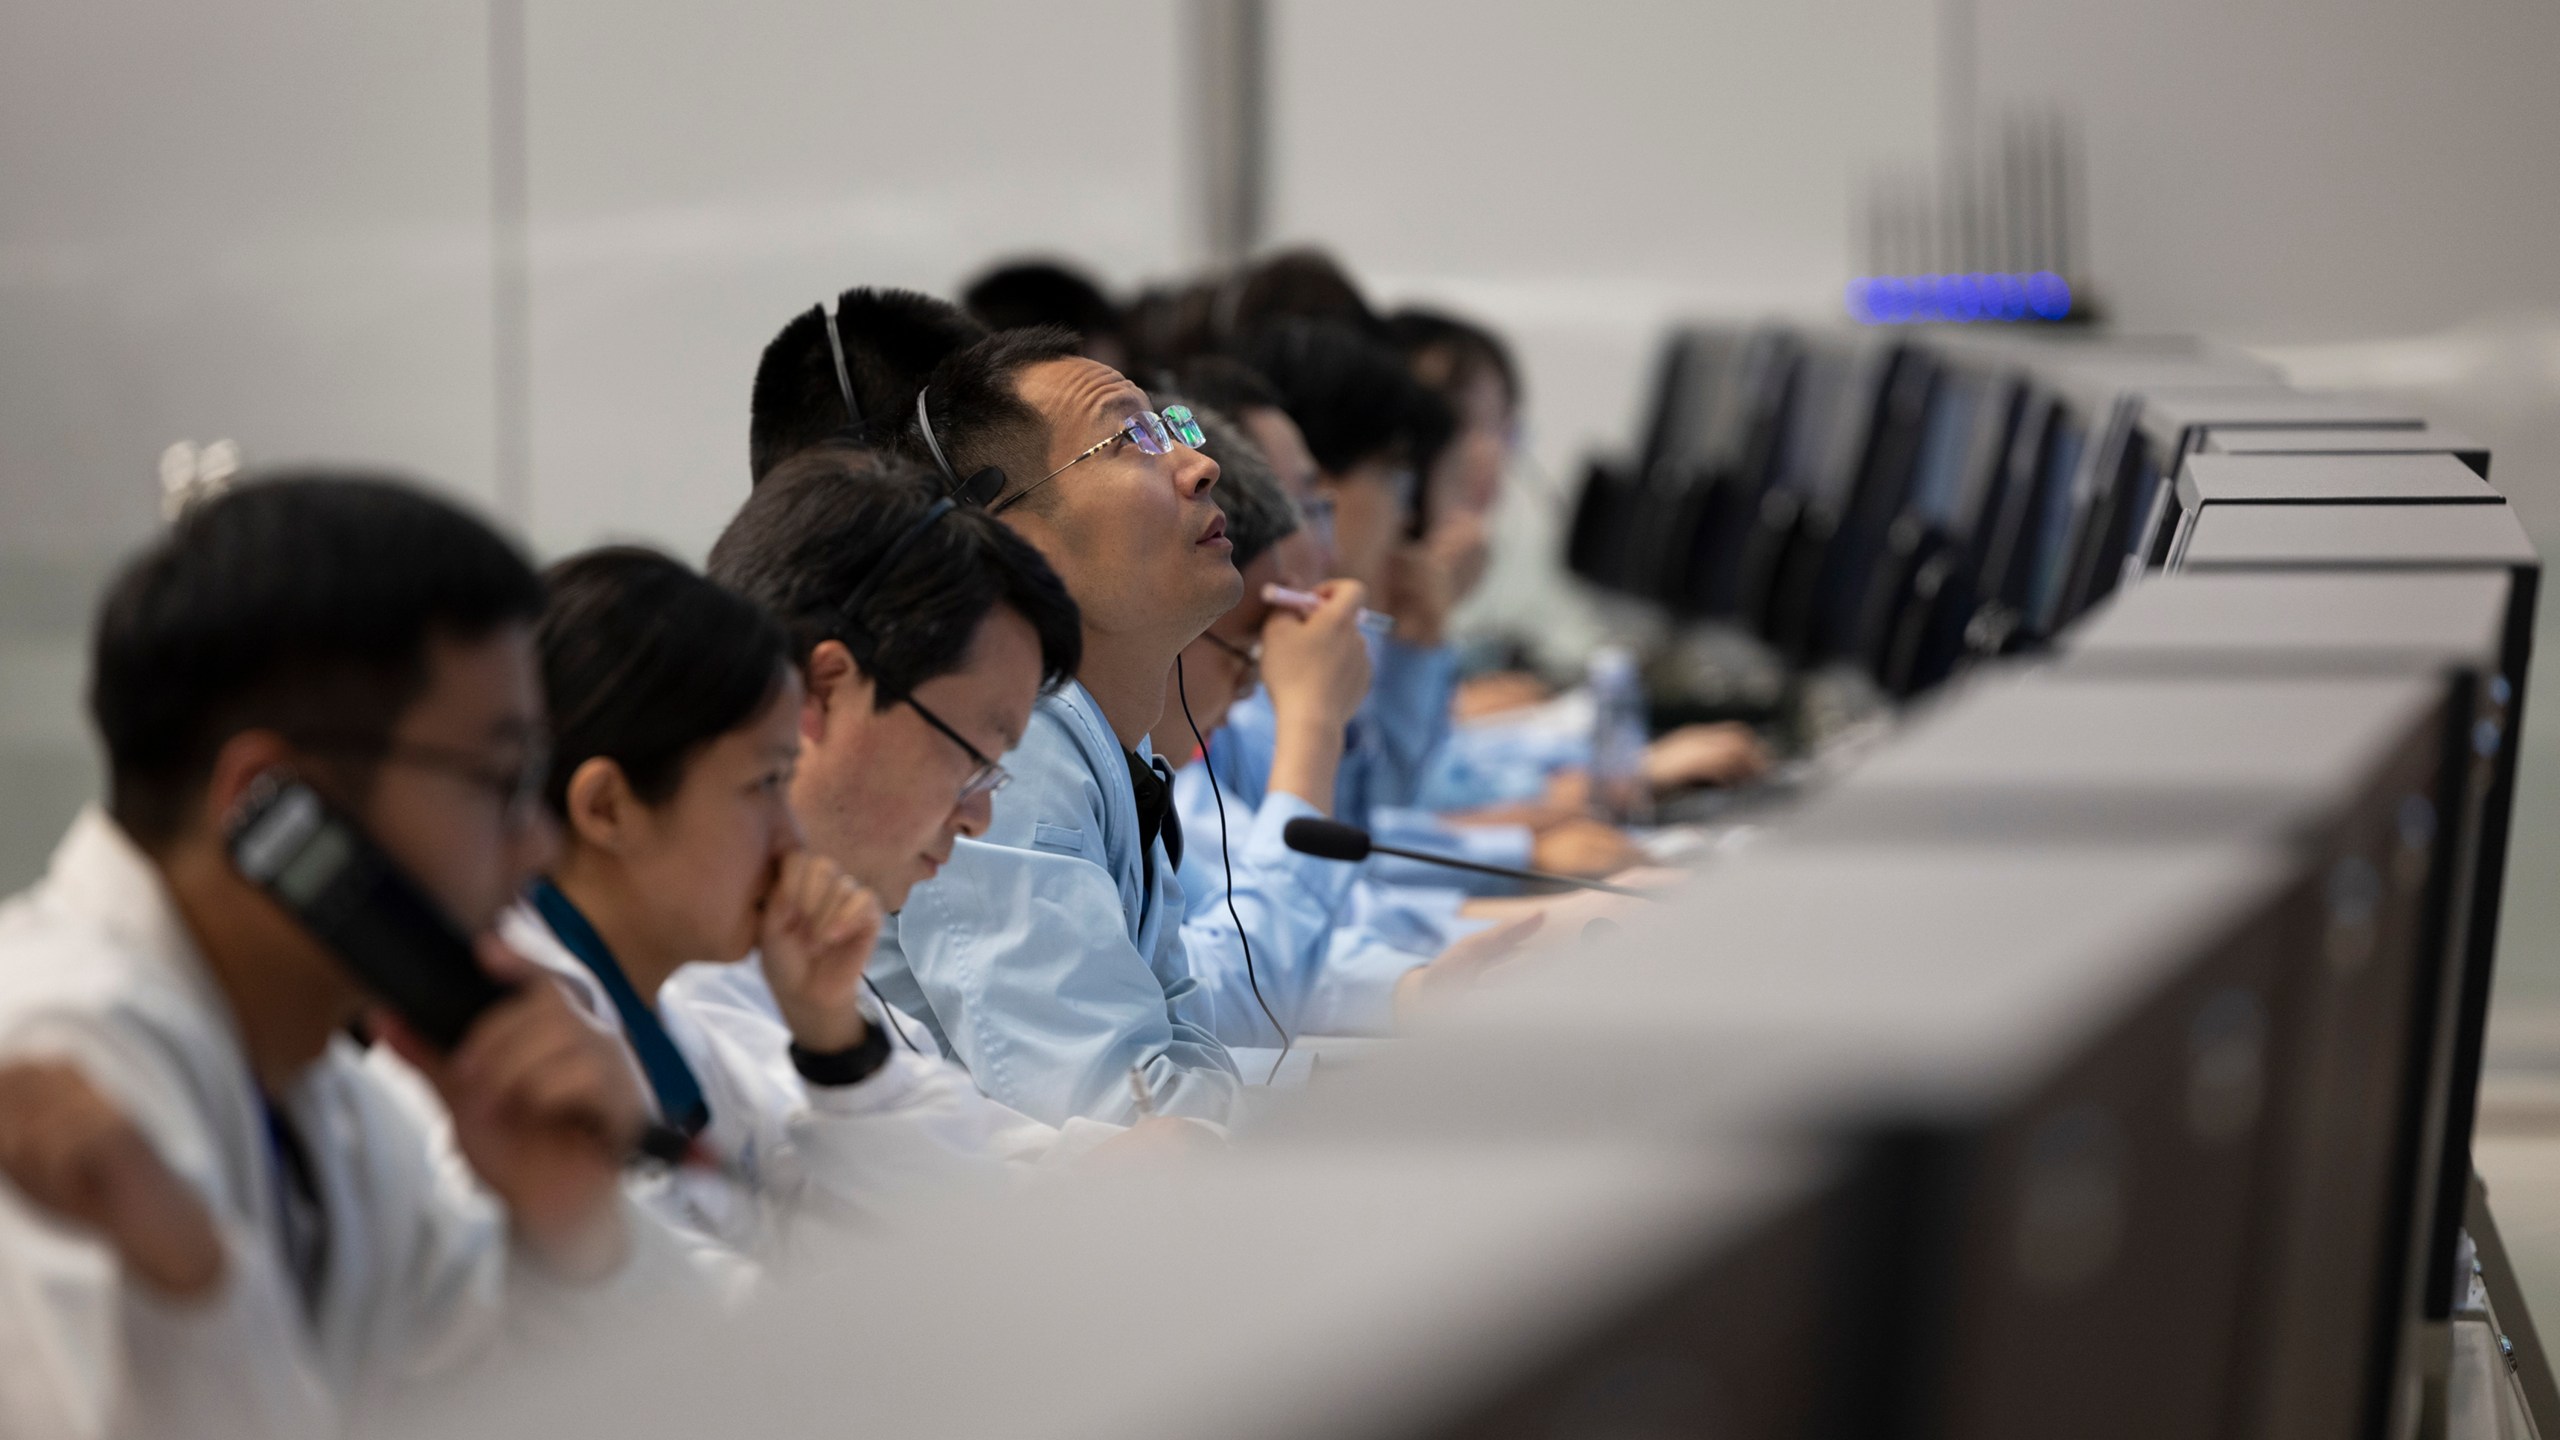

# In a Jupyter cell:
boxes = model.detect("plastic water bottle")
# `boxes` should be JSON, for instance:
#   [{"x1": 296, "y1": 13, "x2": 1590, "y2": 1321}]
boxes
[{"x1": 1587, "y1": 645, "x2": 1651, "y2": 825}]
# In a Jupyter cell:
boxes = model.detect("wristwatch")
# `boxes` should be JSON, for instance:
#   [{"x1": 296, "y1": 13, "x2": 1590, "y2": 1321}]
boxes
[{"x1": 788, "y1": 1021, "x2": 892, "y2": 1088}]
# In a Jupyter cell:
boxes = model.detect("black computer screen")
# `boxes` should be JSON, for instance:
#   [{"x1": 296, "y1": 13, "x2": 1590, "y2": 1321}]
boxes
[
  {"x1": 2119, "y1": 453, "x2": 2164, "y2": 561},
  {"x1": 2025, "y1": 418, "x2": 2087, "y2": 628},
  {"x1": 1775, "y1": 350, "x2": 1849, "y2": 495},
  {"x1": 1908, "y1": 372, "x2": 1980, "y2": 528}
]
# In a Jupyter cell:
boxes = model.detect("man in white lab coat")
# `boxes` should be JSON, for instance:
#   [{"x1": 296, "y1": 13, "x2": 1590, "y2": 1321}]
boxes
[{"x1": 0, "y1": 474, "x2": 678, "y2": 1439}]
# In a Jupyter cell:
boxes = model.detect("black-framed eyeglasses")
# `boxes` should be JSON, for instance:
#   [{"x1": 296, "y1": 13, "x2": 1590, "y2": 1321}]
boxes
[
  {"x1": 899, "y1": 694, "x2": 1010, "y2": 804},
  {"x1": 991, "y1": 404, "x2": 1209, "y2": 516},
  {"x1": 298, "y1": 734, "x2": 551, "y2": 830}
]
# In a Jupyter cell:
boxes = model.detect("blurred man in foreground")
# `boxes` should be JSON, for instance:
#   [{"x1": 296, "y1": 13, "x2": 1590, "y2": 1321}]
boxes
[{"x1": 0, "y1": 475, "x2": 674, "y2": 1439}]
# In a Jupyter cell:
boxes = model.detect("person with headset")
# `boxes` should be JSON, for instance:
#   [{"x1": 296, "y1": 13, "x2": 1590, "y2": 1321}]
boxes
[
  {"x1": 746, "y1": 287, "x2": 989, "y2": 485},
  {"x1": 1387, "y1": 308, "x2": 1773, "y2": 817},
  {"x1": 838, "y1": 323, "x2": 1250, "y2": 1126},
  {"x1": 0, "y1": 475, "x2": 684, "y2": 1440},
  {"x1": 1148, "y1": 403, "x2": 1547, "y2": 1042}
]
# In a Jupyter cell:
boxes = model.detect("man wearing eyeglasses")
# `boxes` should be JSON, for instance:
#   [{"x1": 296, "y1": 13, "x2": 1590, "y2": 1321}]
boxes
[
  {"x1": 859, "y1": 327, "x2": 1254, "y2": 1127},
  {"x1": 0, "y1": 474, "x2": 678, "y2": 1439}
]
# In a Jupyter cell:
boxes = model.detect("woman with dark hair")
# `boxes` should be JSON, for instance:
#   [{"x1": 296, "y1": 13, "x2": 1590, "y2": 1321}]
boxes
[{"x1": 506, "y1": 546, "x2": 1089, "y2": 1266}]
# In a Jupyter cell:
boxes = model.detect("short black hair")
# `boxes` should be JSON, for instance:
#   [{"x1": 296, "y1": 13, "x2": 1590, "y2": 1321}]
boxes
[
  {"x1": 1388, "y1": 307, "x2": 1522, "y2": 413},
  {"x1": 912, "y1": 326, "x2": 1086, "y2": 511},
  {"x1": 1173, "y1": 355, "x2": 1284, "y2": 418},
  {"x1": 536, "y1": 547, "x2": 790, "y2": 818},
  {"x1": 749, "y1": 288, "x2": 986, "y2": 484},
  {"x1": 1228, "y1": 248, "x2": 1380, "y2": 340},
  {"x1": 90, "y1": 472, "x2": 544, "y2": 849},
  {"x1": 1171, "y1": 401, "x2": 1298, "y2": 570},
  {"x1": 706, "y1": 453, "x2": 1081, "y2": 705},
  {"x1": 1122, "y1": 279, "x2": 1222, "y2": 377},
  {"x1": 963, "y1": 260, "x2": 1121, "y2": 342},
  {"x1": 1237, "y1": 318, "x2": 1448, "y2": 476}
]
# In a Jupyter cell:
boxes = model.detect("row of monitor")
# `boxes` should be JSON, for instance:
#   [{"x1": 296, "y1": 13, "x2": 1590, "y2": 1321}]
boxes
[
  {"x1": 388, "y1": 342, "x2": 2545, "y2": 1440},
  {"x1": 1564, "y1": 326, "x2": 2492, "y2": 707}
]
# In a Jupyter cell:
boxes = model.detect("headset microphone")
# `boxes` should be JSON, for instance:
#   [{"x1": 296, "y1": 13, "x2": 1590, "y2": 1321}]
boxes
[
  {"x1": 1281, "y1": 817, "x2": 1659, "y2": 900},
  {"x1": 912, "y1": 387, "x2": 1008, "y2": 507}
]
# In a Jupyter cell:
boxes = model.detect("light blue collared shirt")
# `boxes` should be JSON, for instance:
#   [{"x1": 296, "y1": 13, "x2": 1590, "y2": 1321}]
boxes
[
  {"x1": 1170, "y1": 761, "x2": 1458, "y2": 1040},
  {"x1": 1418, "y1": 706, "x2": 1597, "y2": 813},
  {"x1": 867, "y1": 681, "x2": 1240, "y2": 1127},
  {"x1": 1208, "y1": 634, "x2": 1533, "y2": 895}
]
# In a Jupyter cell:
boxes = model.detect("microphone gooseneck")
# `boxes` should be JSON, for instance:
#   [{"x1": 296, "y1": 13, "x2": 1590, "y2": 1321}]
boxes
[{"x1": 1280, "y1": 817, "x2": 1658, "y2": 900}]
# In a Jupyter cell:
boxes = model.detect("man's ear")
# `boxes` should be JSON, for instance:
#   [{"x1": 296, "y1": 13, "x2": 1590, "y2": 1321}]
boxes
[
  {"x1": 561, "y1": 757, "x2": 638, "y2": 853},
  {"x1": 199, "y1": 729, "x2": 298, "y2": 838},
  {"x1": 801, "y1": 642, "x2": 876, "y2": 744}
]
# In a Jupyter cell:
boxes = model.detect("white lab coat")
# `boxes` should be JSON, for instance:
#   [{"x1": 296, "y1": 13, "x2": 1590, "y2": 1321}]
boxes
[
  {"x1": 501, "y1": 904, "x2": 1118, "y2": 1269},
  {"x1": 0, "y1": 809, "x2": 684, "y2": 1440}
]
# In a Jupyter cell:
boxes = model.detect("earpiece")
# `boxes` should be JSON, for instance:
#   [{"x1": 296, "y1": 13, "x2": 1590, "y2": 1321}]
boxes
[{"x1": 913, "y1": 387, "x2": 1011, "y2": 508}]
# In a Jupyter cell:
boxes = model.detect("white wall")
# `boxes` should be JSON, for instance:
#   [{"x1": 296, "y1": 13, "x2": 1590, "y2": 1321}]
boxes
[
  {"x1": 519, "y1": 0, "x2": 1189, "y2": 562},
  {"x1": 1973, "y1": 0, "x2": 2560, "y2": 344},
  {"x1": 7, "y1": 0, "x2": 2560, "y2": 884},
  {"x1": 1265, "y1": 0, "x2": 1939, "y2": 648},
  {"x1": 0, "y1": 3, "x2": 502, "y2": 553},
  {"x1": 0, "y1": 1, "x2": 503, "y2": 891}
]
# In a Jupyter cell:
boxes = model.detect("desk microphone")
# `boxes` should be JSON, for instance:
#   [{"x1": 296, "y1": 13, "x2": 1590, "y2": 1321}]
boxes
[{"x1": 1281, "y1": 817, "x2": 1660, "y2": 900}]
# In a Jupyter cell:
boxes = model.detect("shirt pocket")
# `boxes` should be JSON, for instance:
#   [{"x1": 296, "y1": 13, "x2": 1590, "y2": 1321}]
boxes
[{"x1": 1030, "y1": 821, "x2": 1086, "y2": 855}]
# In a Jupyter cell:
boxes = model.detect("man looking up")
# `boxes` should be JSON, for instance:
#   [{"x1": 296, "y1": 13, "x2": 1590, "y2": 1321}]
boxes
[
  {"x1": 864, "y1": 327, "x2": 1246, "y2": 1125},
  {"x1": 1149, "y1": 404, "x2": 1545, "y2": 1041},
  {"x1": 0, "y1": 474, "x2": 666, "y2": 1438}
]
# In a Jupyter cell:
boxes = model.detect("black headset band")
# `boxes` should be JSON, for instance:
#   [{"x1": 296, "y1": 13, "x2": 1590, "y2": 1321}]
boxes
[{"x1": 913, "y1": 387, "x2": 1009, "y2": 508}]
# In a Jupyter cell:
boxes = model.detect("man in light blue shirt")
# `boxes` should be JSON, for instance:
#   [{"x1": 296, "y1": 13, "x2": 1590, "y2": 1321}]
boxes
[
  {"x1": 1152, "y1": 403, "x2": 1534, "y2": 1042},
  {"x1": 863, "y1": 328, "x2": 1252, "y2": 1126}
]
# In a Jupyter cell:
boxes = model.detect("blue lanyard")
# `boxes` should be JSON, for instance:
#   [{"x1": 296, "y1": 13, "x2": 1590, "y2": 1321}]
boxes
[{"x1": 528, "y1": 879, "x2": 709, "y2": 1137}]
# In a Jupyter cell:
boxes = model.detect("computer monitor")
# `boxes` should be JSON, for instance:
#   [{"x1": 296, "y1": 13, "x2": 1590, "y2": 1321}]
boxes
[
  {"x1": 1779, "y1": 669, "x2": 2465, "y2": 1440},
  {"x1": 1738, "y1": 335, "x2": 1898, "y2": 638},
  {"x1": 2171, "y1": 501, "x2": 2542, "y2": 1406},
  {"x1": 2133, "y1": 386, "x2": 2430, "y2": 483},
  {"x1": 2060, "y1": 572, "x2": 2515, "y2": 1410},
  {"x1": 2019, "y1": 398, "x2": 2100, "y2": 638},
  {"x1": 1860, "y1": 365, "x2": 2033, "y2": 694},
  {"x1": 2153, "y1": 454, "x2": 2502, "y2": 571},
  {"x1": 1391, "y1": 838, "x2": 2322, "y2": 1440},
  {"x1": 1657, "y1": 330, "x2": 1802, "y2": 616},
  {"x1": 1789, "y1": 347, "x2": 1942, "y2": 663}
]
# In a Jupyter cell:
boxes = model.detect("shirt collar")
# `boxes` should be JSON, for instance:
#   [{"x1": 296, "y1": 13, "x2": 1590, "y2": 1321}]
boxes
[{"x1": 43, "y1": 805, "x2": 236, "y2": 1028}]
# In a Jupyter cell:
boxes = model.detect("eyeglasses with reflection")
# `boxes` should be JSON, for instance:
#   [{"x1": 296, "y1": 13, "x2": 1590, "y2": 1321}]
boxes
[
  {"x1": 991, "y1": 404, "x2": 1208, "y2": 515},
  {"x1": 899, "y1": 694, "x2": 1010, "y2": 804}
]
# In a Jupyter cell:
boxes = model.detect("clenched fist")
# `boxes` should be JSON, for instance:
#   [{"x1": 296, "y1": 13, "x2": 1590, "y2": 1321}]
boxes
[
  {"x1": 757, "y1": 850, "x2": 884, "y2": 1055},
  {"x1": 373, "y1": 936, "x2": 642, "y2": 1281}
]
